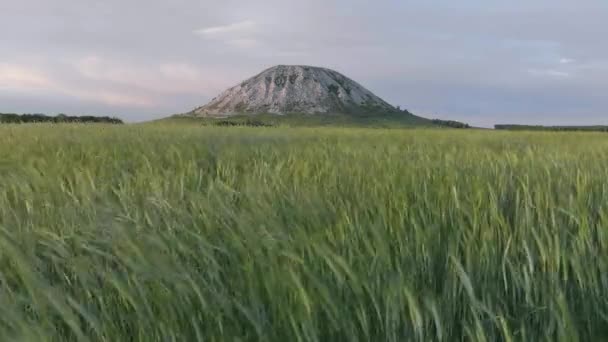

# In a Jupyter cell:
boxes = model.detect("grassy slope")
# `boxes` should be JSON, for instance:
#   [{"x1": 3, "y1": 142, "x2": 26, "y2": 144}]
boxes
[
  {"x1": 0, "y1": 124, "x2": 607, "y2": 341},
  {"x1": 163, "y1": 110, "x2": 433, "y2": 128}
]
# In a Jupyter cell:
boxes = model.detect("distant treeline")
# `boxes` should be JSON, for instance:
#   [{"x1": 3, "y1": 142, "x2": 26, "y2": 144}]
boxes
[
  {"x1": 432, "y1": 119, "x2": 471, "y2": 129},
  {"x1": 495, "y1": 125, "x2": 608, "y2": 132},
  {"x1": 0, "y1": 113, "x2": 123, "y2": 124}
]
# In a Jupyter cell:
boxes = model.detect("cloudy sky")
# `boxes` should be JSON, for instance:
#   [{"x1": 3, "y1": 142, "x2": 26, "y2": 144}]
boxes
[{"x1": 1, "y1": 0, "x2": 606, "y2": 126}]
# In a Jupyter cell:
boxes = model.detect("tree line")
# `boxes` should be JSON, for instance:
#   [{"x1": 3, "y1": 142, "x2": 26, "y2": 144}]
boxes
[
  {"x1": 431, "y1": 119, "x2": 471, "y2": 129},
  {"x1": 0, "y1": 113, "x2": 123, "y2": 124}
]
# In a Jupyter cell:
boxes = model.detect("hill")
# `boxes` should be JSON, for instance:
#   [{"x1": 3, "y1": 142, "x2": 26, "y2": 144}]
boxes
[{"x1": 180, "y1": 65, "x2": 429, "y2": 124}]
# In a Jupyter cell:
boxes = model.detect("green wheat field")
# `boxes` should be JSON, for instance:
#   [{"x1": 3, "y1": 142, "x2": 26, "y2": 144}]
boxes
[{"x1": 1, "y1": 123, "x2": 607, "y2": 341}]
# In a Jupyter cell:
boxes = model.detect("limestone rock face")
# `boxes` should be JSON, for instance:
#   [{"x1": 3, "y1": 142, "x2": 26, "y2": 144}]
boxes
[{"x1": 190, "y1": 65, "x2": 397, "y2": 117}]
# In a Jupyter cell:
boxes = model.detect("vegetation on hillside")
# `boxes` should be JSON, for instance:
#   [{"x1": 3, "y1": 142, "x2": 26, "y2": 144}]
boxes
[
  {"x1": 175, "y1": 109, "x2": 471, "y2": 129},
  {"x1": 171, "y1": 111, "x2": 432, "y2": 128},
  {"x1": 0, "y1": 113, "x2": 123, "y2": 124},
  {"x1": 0, "y1": 125, "x2": 607, "y2": 341}
]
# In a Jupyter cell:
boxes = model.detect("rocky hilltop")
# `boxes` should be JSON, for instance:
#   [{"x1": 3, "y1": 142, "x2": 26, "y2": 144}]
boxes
[{"x1": 189, "y1": 65, "x2": 401, "y2": 117}]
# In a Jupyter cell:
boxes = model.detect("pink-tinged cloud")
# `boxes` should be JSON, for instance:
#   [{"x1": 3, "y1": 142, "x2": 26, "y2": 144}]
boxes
[
  {"x1": 74, "y1": 56, "x2": 246, "y2": 96},
  {"x1": 0, "y1": 64, "x2": 53, "y2": 90},
  {"x1": 0, "y1": 63, "x2": 156, "y2": 107}
]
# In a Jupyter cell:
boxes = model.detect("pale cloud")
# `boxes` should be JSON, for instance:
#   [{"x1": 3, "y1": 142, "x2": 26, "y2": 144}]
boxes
[
  {"x1": 194, "y1": 20, "x2": 256, "y2": 36},
  {"x1": 559, "y1": 58, "x2": 575, "y2": 64},
  {"x1": 194, "y1": 20, "x2": 260, "y2": 49},
  {"x1": 528, "y1": 68, "x2": 570, "y2": 79}
]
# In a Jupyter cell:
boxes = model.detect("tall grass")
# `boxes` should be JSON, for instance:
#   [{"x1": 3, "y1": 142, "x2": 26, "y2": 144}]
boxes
[{"x1": 0, "y1": 124, "x2": 607, "y2": 341}]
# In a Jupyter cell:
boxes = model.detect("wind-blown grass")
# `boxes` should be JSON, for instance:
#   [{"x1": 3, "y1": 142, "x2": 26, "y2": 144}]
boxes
[{"x1": 0, "y1": 124, "x2": 607, "y2": 341}]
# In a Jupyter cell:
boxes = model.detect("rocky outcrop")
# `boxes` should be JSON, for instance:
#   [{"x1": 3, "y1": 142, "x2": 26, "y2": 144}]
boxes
[{"x1": 190, "y1": 65, "x2": 399, "y2": 117}]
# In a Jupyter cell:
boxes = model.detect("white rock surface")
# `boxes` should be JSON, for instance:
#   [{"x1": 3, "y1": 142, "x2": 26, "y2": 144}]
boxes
[{"x1": 190, "y1": 65, "x2": 397, "y2": 117}]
